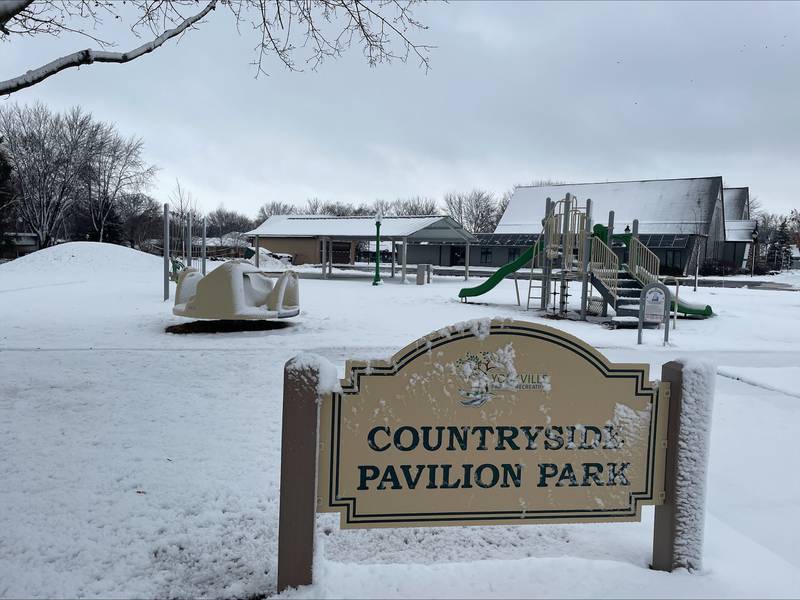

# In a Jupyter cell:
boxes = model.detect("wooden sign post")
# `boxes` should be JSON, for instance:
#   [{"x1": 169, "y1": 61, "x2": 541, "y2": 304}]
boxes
[{"x1": 277, "y1": 320, "x2": 713, "y2": 592}]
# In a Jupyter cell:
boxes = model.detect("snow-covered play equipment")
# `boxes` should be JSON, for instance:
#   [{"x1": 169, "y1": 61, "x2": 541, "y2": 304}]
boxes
[{"x1": 173, "y1": 260, "x2": 300, "y2": 320}]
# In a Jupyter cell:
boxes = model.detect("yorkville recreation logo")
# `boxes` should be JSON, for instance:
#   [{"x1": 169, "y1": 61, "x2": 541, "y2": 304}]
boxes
[{"x1": 455, "y1": 344, "x2": 551, "y2": 407}]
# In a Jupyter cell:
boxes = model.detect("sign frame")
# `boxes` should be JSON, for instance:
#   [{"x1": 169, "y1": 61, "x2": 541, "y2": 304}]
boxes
[
  {"x1": 638, "y1": 282, "x2": 672, "y2": 346},
  {"x1": 276, "y1": 320, "x2": 697, "y2": 592}
]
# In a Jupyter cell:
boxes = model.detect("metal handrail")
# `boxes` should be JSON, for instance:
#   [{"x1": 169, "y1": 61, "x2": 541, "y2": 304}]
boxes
[
  {"x1": 590, "y1": 236, "x2": 619, "y2": 302},
  {"x1": 629, "y1": 237, "x2": 660, "y2": 286}
]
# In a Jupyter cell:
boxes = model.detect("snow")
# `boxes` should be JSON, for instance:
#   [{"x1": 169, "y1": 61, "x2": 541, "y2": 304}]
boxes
[
  {"x1": 672, "y1": 359, "x2": 716, "y2": 571},
  {"x1": 1, "y1": 242, "x2": 799, "y2": 598},
  {"x1": 496, "y1": 178, "x2": 721, "y2": 235},
  {"x1": 248, "y1": 214, "x2": 471, "y2": 241}
]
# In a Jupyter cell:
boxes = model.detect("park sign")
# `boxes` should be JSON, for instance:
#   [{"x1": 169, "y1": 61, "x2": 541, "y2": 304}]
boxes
[
  {"x1": 277, "y1": 319, "x2": 710, "y2": 592},
  {"x1": 316, "y1": 320, "x2": 669, "y2": 527}
]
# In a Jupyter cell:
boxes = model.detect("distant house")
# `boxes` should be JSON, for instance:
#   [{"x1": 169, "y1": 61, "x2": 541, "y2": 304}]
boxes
[
  {"x1": 721, "y1": 187, "x2": 757, "y2": 270},
  {"x1": 492, "y1": 177, "x2": 730, "y2": 276},
  {"x1": 246, "y1": 214, "x2": 476, "y2": 276},
  {"x1": 1, "y1": 232, "x2": 40, "y2": 260}
]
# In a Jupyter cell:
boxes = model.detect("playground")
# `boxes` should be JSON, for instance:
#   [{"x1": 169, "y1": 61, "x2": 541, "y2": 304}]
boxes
[{"x1": 1, "y1": 241, "x2": 799, "y2": 597}]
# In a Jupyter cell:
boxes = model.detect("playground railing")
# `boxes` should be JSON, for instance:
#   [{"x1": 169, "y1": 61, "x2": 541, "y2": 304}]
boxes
[
  {"x1": 629, "y1": 237, "x2": 660, "y2": 286},
  {"x1": 590, "y1": 236, "x2": 619, "y2": 302}
]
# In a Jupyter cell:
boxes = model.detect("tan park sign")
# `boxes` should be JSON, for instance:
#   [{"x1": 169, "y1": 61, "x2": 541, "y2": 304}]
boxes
[
  {"x1": 277, "y1": 319, "x2": 709, "y2": 592},
  {"x1": 316, "y1": 319, "x2": 669, "y2": 527}
]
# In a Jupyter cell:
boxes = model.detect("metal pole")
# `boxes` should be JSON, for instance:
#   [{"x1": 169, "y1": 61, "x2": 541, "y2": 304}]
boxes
[
  {"x1": 580, "y1": 198, "x2": 592, "y2": 320},
  {"x1": 163, "y1": 203, "x2": 170, "y2": 301},
  {"x1": 255, "y1": 235, "x2": 261, "y2": 268},
  {"x1": 541, "y1": 198, "x2": 553, "y2": 311},
  {"x1": 464, "y1": 242, "x2": 470, "y2": 280},
  {"x1": 391, "y1": 240, "x2": 396, "y2": 278},
  {"x1": 607, "y1": 210, "x2": 615, "y2": 245},
  {"x1": 401, "y1": 237, "x2": 408, "y2": 282},
  {"x1": 187, "y1": 212, "x2": 192, "y2": 268},
  {"x1": 321, "y1": 237, "x2": 327, "y2": 279},
  {"x1": 673, "y1": 279, "x2": 679, "y2": 330},
  {"x1": 201, "y1": 216, "x2": 207, "y2": 275},
  {"x1": 373, "y1": 218, "x2": 382, "y2": 286},
  {"x1": 559, "y1": 194, "x2": 572, "y2": 315}
]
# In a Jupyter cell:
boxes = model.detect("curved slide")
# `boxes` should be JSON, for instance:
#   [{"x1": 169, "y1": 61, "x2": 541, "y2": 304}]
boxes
[
  {"x1": 458, "y1": 245, "x2": 538, "y2": 300},
  {"x1": 669, "y1": 297, "x2": 713, "y2": 318}
]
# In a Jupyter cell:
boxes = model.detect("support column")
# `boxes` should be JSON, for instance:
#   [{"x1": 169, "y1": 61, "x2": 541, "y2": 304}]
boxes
[
  {"x1": 391, "y1": 240, "x2": 396, "y2": 278},
  {"x1": 607, "y1": 210, "x2": 615, "y2": 245},
  {"x1": 632, "y1": 218, "x2": 639, "y2": 239},
  {"x1": 255, "y1": 235, "x2": 260, "y2": 268},
  {"x1": 580, "y1": 198, "x2": 592, "y2": 320},
  {"x1": 187, "y1": 212, "x2": 192, "y2": 268},
  {"x1": 163, "y1": 203, "x2": 170, "y2": 301},
  {"x1": 320, "y1": 237, "x2": 327, "y2": 279},
  {"x1": 201, "y1": 216, "x2": 207, "y2": 275},
  {"x1": 277, "y1": 359, "x2": 321, "y2": 592},
  {"x1": 540, "y1": 198, "x2": 553, "y2": 310},
  {"x1": 401, "y1": 237, "x2": 408, "y2": 283},
  {"x1": 464, "y1": 242, "x2": 470, "y2": 280},
  {"x1": 559, "y1": 194, "x2": 572, "y2": 315}
]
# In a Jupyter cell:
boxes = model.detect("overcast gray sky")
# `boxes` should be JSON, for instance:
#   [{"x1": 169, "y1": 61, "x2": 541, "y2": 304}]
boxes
[{"x1": 4, "y1": 1, "x2": 798, "y2": 218}]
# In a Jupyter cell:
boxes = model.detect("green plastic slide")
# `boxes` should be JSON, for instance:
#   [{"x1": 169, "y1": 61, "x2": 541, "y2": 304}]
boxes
[
  {"x1": 458, "y1": 244, "x2": 538, "y2": 300},
  {"x1": 669, "y1": 297, "x2": 713, "y2": 318}
]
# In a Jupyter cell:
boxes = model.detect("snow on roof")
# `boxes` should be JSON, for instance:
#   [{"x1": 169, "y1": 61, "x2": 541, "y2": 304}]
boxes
[
  {"x1": 725, "y1": 219, "x2": 758, "y2": 242},
  {"x1": 723, "y1": 187, "x2": 749, "y2": 221},
  {"x1": 495, "y1": 177, "x2": 723, "y2": 236},
  {"x1": 246, "y1": 214, "x2": 477, "y2": 242}
]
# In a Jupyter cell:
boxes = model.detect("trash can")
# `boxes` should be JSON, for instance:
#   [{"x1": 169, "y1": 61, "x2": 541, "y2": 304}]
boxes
[{"x1": 417, "y1": 264, "x2": 429, "y2": 285}]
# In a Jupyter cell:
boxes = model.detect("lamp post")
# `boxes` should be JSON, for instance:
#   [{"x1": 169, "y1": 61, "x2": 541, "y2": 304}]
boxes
[{"x1": 372, "y1": 209, "x2": 383, "y2": 286}]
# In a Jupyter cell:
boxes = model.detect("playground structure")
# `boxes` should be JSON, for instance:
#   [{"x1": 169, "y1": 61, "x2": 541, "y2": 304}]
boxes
[
  {"x1": 173, "y1": 260, "x2": 300, "y2": 320},
  {"x1": 458, "y1": 194, "x2": 713, "y2": 322},
  {"x1": 160, "y1": 203, "x2": 300, "y2": 321}
]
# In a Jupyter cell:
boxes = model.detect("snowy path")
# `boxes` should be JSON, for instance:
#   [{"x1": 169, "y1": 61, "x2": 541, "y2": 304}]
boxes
[{"x1": 1, "y1": 245, "x2": 798, "y2": 598}]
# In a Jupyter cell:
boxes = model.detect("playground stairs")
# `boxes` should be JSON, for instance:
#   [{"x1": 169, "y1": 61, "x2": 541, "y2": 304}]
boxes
[{"x1": 590, "y1": 267, "x2": 650, "y2": 323}]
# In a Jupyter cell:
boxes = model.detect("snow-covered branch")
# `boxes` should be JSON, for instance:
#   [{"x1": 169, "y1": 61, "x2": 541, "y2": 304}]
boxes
[{"x1": 0, "y1": 0, "x2": 217, "y2": 96}]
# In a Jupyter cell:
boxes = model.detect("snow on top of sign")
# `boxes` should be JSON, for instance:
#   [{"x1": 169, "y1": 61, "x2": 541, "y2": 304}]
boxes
[
  {"x1": 287, "y1": 352, "x2": 341, "y2": 394},
  {"x1": 495, "y1": 177, "x2": 721, "y2": 235},
  {"x1": 672, "y1": 358, "x2": 717, "y2": 571}
]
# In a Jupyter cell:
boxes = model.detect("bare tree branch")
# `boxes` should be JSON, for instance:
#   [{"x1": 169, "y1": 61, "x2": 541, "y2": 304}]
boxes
[
  {"x1": 0, "y1": 0, "x2": 217, "y2": 96},
  {"x1": 0, "y1": 1, "x2": 34, "y2": 34}
]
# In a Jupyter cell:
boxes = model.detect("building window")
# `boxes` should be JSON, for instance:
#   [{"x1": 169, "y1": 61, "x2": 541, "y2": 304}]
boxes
[
  {"x1": 508, "y1": 247, "x2": 521, "y2": 262},
  {"x1": 480, "y1": 248, "x2": 493, "y2": 264}
]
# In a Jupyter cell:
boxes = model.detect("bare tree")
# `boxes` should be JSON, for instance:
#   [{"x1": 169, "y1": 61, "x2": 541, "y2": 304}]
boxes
[
  {"x1": 118, "y1": 192, "x2": 161, "y2": 249},
  {"x1": 208, "y1": 204, "x2": 255, "y2": 236},
  {"x1": 256, "y1": 201, "x2": 296, "y2": 222},
  {"x1": 0, "y1": 1, "x2": 432, "y2": 96},
  {"x1": 304, "y1": 197, "x2": 323, "y2": 214},
  {"x1": 444, "y1": 190, "x2": 499, "y2": 233},
  {"x1": 0, "y1": 103, "x2": 96, "y2": 246},
  {"x1": 82, "y1": 125, "x2": 157, "y2": 242},
  {"x1": 0, "y1": 136, "x2": 13, "y2": 213},
  {"x1": 392, "y1": 195, "x2": 439, "y2": 216}
]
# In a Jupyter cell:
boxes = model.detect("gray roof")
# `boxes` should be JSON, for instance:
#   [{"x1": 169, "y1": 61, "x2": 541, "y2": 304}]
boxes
[
  {"x1": 725, "y1": 219, "x2": 758, "y2": 242},
  {"x1": 723, "y1": 187, "x2": 749, "y2": 221},
  {"x1": 247, "y1": 214, "x2": 477, "y2": 243},
  {"x1": 495, "y1": 177, "x2": 723, "y2": 236}
]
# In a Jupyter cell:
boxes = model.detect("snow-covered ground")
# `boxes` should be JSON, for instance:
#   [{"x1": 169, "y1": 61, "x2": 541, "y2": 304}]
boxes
[{"x1": 1, "y1": 242, "x2": 798, "y2": 598}]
